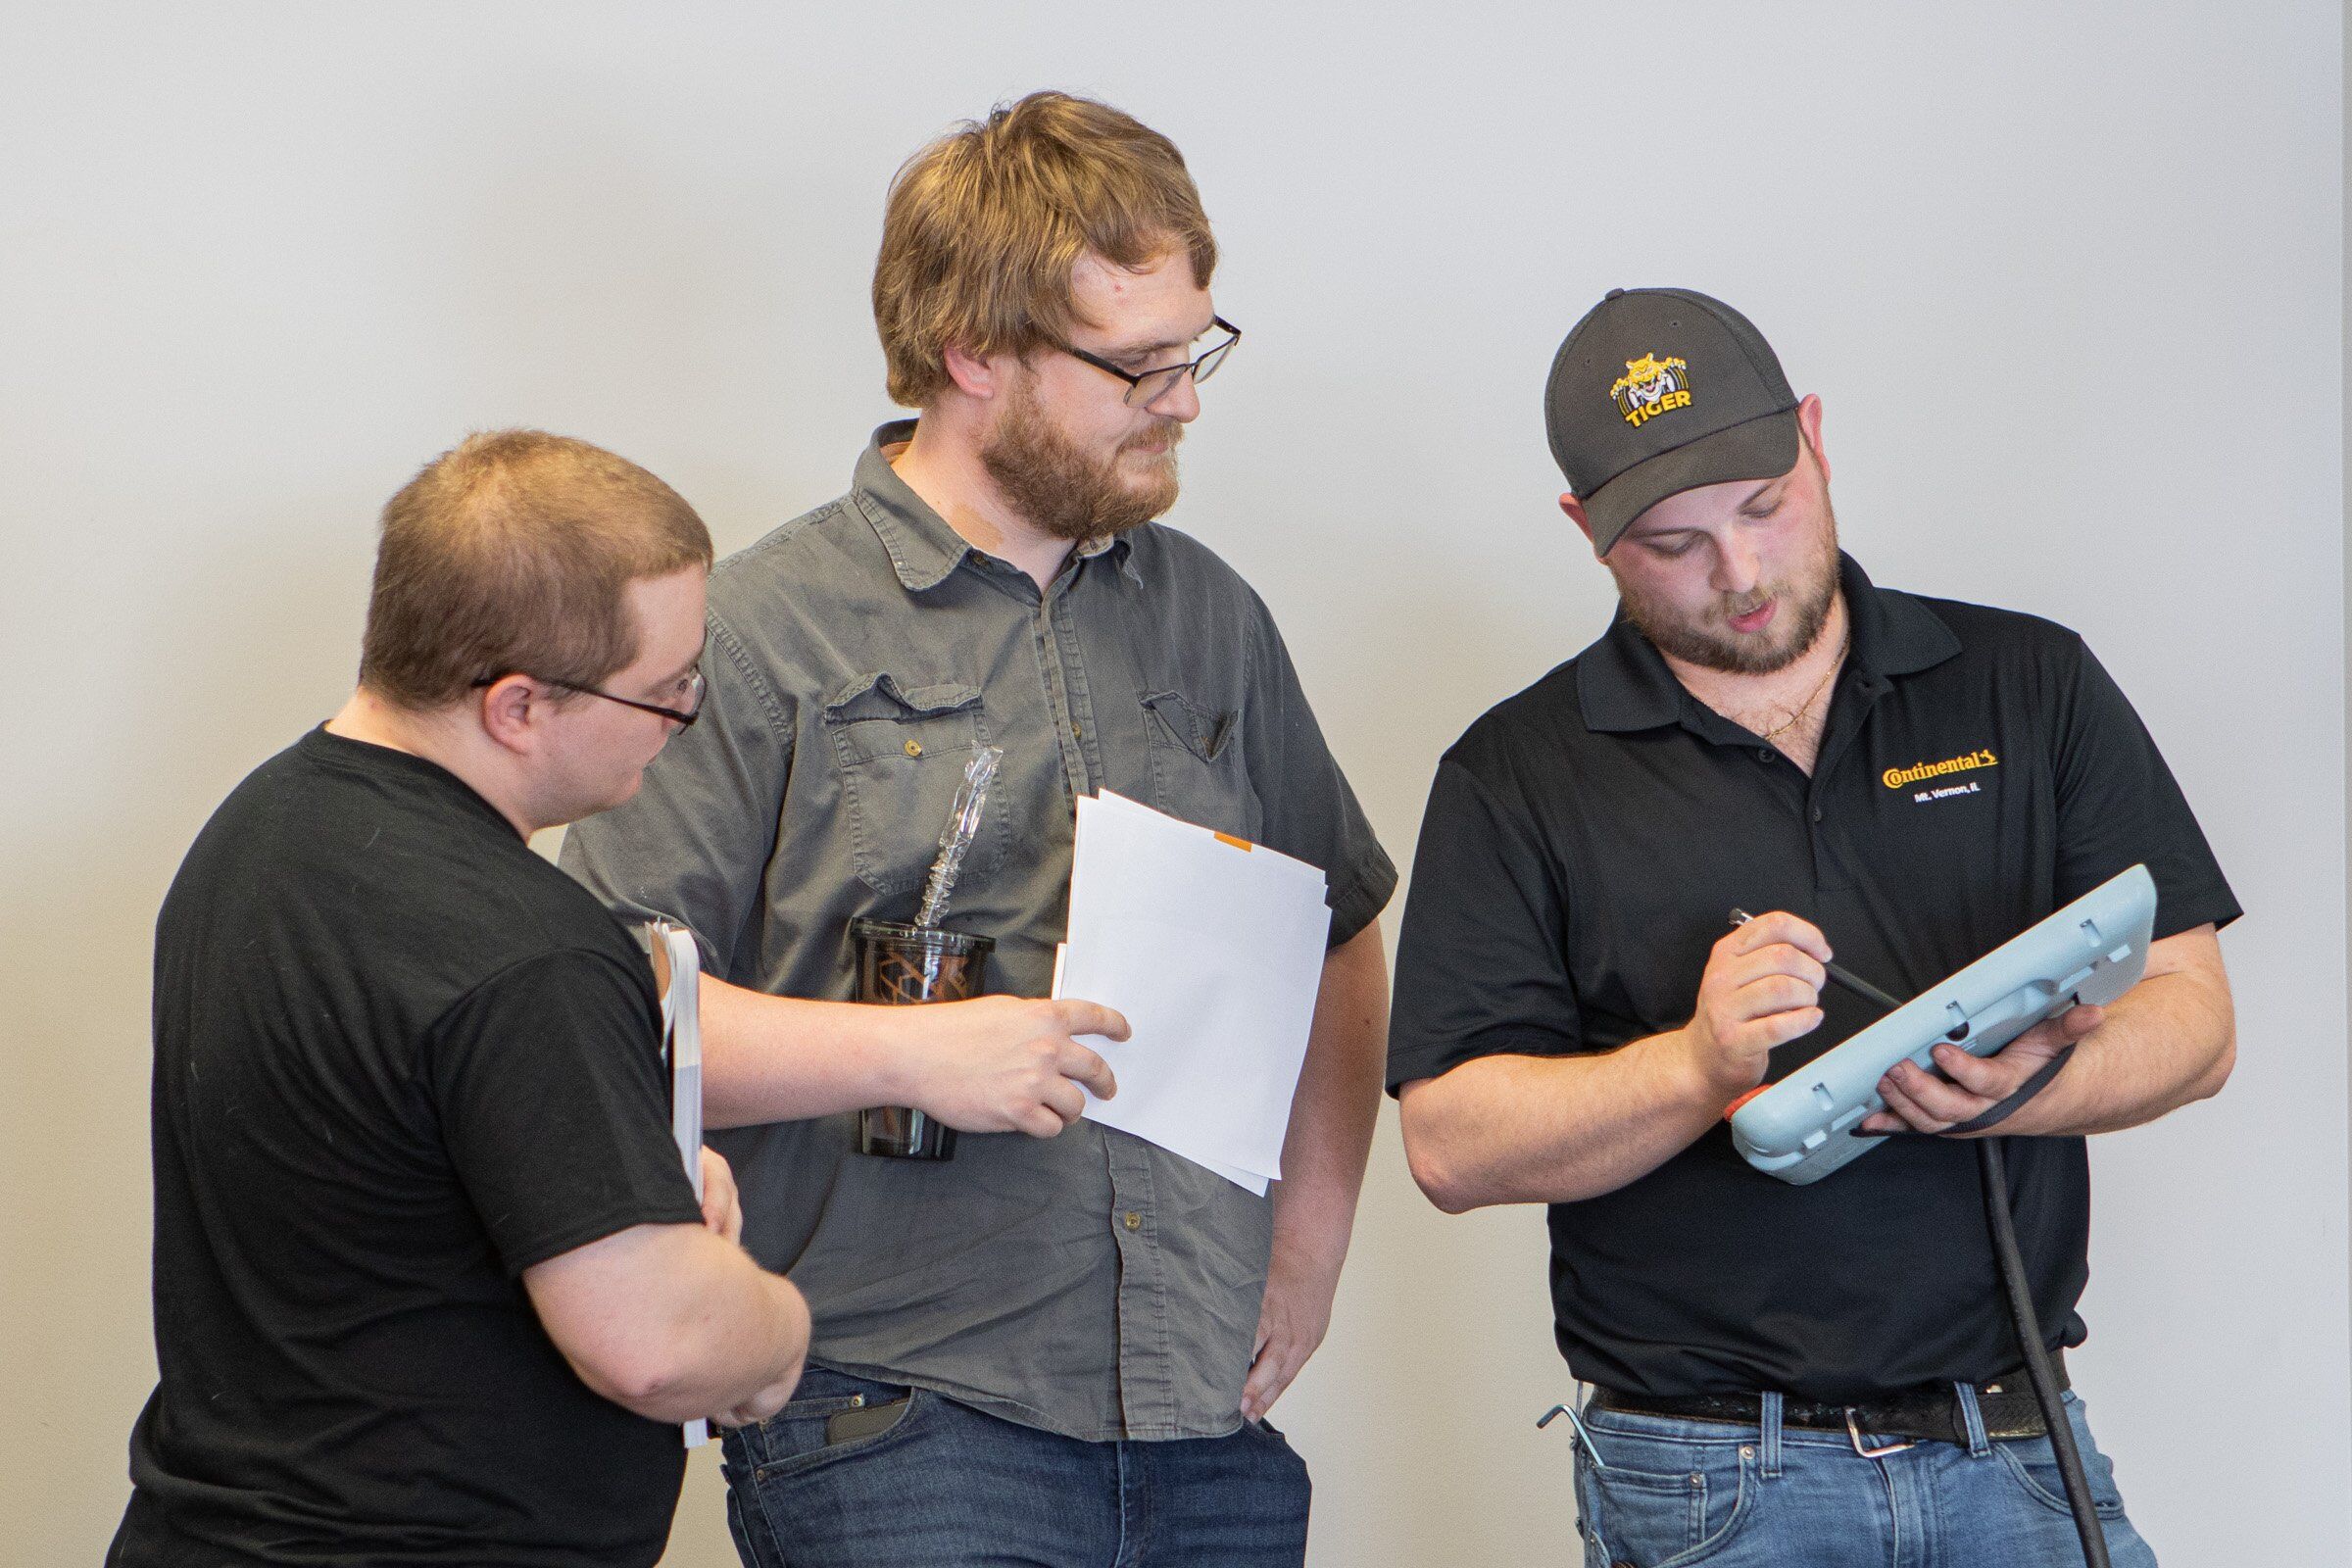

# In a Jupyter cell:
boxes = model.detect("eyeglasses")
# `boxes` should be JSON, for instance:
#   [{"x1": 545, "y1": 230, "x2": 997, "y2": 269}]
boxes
[
  {"x1": 469, "y1": 665, "x2": 706, "y2": 728},
  {"x1": 1055, "y1": 317, "x2": 1241, "y2": 406}
]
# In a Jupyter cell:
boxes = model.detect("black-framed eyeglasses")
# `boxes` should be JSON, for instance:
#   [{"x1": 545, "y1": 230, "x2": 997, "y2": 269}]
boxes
[
  {"x1": 469, "y1": 665, "x2": 706, "y2": 728},
  {"x1": 1055, "y1": 316, "x2": 1241, "y2": 406}
]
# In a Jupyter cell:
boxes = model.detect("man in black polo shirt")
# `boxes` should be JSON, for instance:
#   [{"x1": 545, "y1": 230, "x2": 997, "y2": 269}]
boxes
[
  {"x1": 1389, "y1": 288, "x2": 2237, "y2": 1567},
  {"x1": 110, "y1": 431, "x2": 810, "y2": 1567}
]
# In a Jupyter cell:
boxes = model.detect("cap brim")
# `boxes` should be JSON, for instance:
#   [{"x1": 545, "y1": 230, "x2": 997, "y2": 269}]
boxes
[{"x1": 1582, "y1": 408, "x2": 1799, "y2": 555}]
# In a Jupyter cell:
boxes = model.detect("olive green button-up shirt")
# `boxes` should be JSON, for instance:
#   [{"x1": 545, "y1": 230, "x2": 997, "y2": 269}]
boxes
[{"x1": 561, "y1": 422, "x2": 1394, "y2": 1441}]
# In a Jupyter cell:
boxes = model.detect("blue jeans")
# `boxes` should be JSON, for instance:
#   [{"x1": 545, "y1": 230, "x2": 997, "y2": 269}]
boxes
[
  {"x1": 719, "y1": 1366, "x2": 1310, "y2": 1567},
  {"x1": 1572, "y1": 1388, "x2": 2157, "y2": 1567}
]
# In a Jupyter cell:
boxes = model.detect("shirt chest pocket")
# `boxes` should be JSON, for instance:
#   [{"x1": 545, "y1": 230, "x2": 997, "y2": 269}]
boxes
[
  {"x1": 1140, "y1": 688, "x2": 1261, "y2": 841},
  {"x1": 821, "y1": 672, "x2": 1006, "y2": 897}
]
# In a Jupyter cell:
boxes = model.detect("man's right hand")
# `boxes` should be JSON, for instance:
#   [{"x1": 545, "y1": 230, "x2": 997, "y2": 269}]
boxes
[
  {"x1": 889, "y1": 997, "x2": 1131, "y2": 1139},
  {"x1": 1674, "y1": 910, "x2": 1829, "y2": 1102},
  {"x1": 711, "y1": 1277, "x2": 811, "y2": 1428}
]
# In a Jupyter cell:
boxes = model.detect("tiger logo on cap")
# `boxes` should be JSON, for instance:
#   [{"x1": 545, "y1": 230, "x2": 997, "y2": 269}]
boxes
[{"x1": 1609, "y1": 353, "x2": 1692, "y2": 428}]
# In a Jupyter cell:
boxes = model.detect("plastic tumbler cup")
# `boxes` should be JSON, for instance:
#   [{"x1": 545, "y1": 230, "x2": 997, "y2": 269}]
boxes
[{"x1": 851, "y1": 918, "x2": 995, "y2": 1159}]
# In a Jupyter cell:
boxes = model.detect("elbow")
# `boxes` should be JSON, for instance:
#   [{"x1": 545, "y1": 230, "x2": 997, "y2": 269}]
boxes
[
  {"x1": 1405, "y1": 1144, "x2": 1479, "y2": 1214},
  {"x1": 1398, "y1": 1103, "x2": 1486, "y2": 1214},
  {"x1": 553, "y1": 1315, "x2": 717, "y2": 1421},
  {"x1": 575, "y1": 1275, "x2": 809, "y2": 1425},
  {"x1": 577, "y1": 1345, "x2": 700, "y2": 1422},
  {"x1": 1402, "y1": 1148, "x2": 1456, "y2": 1212},
  {"x1": 1421, "y1": 1177, "x2": 1484, "y2": 1216},
  {"x1": 606, "y1": 1351, "x2": 686, "y2": 1413},
  {"x1": 2190, "y1": 1030, "x2": 2236, "y2": 1102}
]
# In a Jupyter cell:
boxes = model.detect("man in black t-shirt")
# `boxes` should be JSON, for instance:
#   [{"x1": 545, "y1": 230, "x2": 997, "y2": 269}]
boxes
[
  {"x1": 111, "y1": 431, "x2": 811, "y2": 1568},
  {"x1": 1390, "y1": 290, "x2": 2237, "y2": 1567}
]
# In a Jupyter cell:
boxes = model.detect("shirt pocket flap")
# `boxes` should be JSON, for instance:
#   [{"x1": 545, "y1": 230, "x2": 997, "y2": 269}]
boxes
[
  {"x1": 823, "y1": 671, "x2": 983, "y2": 720},
  {"x1": 823, "y1": 674, "x2": 984, "y2": 766}
]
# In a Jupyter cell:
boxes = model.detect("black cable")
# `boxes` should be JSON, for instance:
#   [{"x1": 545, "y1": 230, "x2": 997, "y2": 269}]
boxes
[{"x1": 1978, "y1": 1137, "x2": 2110, "y2": 1568}]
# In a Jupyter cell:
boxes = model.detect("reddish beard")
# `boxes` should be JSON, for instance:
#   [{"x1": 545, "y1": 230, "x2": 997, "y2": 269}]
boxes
[
  {"x1": 979, "y1": 380, "x2": 1182, "y2": 542},
  {"x1": 1617, "y1": 507, "x2": 1841, "y2": 675}
]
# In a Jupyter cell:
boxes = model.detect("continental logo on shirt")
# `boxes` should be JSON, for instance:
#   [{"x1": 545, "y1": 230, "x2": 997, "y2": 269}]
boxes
[
  {"x1": 1883, "y1": 749, "x2": 1999, "y2": 790},
  {"x1": 1610, "y1": 353, "x2": 1692, "y2": 428}
]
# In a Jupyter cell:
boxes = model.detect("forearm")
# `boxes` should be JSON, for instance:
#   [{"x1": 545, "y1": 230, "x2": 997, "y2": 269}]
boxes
[
  {"x1": 1268, "y1": 926, "x2": 1387, "y2": 1283},
  {"x1": 700, "y1": 974, "x2": 904, "y2": 1129},
  {"x1": 702, "y1": 974, "x2": 1128, "y2": 1137},
  {"x1": 623, "y1": 1247, "x2": 811, "y2": 1423},
  {"x1": 1995, "y1": 959, "x2": 2235, "y2": 1137},
  {"x1": 527, "y1": 1224, "x2": 811, "y2": 1424},
  {"x1": 1399, "y1": 1031, "x2": 1723, "y2": 1210}
]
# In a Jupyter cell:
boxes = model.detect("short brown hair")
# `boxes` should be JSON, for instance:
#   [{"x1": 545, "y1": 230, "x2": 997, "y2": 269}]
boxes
[
  {"x1": 358, "y1": 429, "x2": 712, "y2": 710},
  {"x1": 873, "y1": 91, "x2": 1217, "y2": 407}
]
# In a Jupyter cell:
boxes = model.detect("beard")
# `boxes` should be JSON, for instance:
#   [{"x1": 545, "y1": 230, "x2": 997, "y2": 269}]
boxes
[
  {"x1": 979, "y1": 378, "x2": 1182, "y2": 542},
  {"x1": 1616, "y1": 503, "x2": 1841, "y2": 675}
]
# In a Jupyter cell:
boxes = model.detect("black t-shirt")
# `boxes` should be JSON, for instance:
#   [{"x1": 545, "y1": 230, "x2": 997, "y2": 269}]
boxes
[
  {"x1": 1387, "y1": 556, "x2": 2240, "y2": 1401},
  {"x1": 111, "y1": 728, "x2": 706, "y2": 1567}
]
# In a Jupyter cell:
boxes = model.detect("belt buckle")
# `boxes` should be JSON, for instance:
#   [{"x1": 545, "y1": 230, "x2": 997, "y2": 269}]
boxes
[{"x1": 1845, "y1": 1407, "x2": 1915, "y2": 1458}]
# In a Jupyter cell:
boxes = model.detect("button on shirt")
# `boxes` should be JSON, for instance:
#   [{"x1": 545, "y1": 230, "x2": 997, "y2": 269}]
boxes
[
  {"x1": 1387, "y1": 554, "x2": 2237, "y2": 1402},
  {"x1": 562, "y1": 422, "x2": 1395, "y2": 1441}
]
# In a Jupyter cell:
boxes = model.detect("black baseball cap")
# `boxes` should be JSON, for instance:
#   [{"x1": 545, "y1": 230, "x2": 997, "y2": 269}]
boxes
[{"x1": 1544, "y1": 287, "x2": 1799, "y2": 555}]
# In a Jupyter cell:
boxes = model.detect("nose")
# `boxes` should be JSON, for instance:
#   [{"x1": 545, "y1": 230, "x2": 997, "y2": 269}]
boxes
[
  {"x1": 1148, "y1": 367, "x2": 1202, "y2": 423},
  {"x1": 1713, "y1": 531, "x2": 1763, "y2": 596}
]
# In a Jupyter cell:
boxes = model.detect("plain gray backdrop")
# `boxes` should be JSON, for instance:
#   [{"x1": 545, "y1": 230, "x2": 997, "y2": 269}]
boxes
[{"x1": 2, "y1": 3, "x2": 2341, "y2": 1563}]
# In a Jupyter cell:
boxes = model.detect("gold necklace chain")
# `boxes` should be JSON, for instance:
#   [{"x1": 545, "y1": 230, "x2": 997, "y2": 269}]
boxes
[{"x1": 1758, "y1": 631, "x2": 1849, "y2": 741}]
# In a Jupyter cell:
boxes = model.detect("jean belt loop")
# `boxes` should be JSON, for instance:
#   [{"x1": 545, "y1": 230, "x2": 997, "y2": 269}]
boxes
[
  {"x1": 1758, "y1": 1390, "x2": 1785, "y2": 1479},
  {"x1": 1955, "y1": 1381, "x2": 1991, "y2": 1458}
]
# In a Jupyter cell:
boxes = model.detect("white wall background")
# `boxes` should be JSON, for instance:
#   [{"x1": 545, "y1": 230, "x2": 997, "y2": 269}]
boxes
[{"x1": 2, "y1": 4, "x2": 2341, "y2": 1563}]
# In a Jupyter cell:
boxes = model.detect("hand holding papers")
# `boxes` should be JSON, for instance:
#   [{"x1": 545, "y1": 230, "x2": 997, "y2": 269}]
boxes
[{"x1": 1052, "y1": 793, "x2": 1332, "y2": 1194}]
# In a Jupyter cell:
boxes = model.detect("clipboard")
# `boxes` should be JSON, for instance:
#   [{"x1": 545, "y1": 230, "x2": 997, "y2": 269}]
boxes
[
  {"x1": 1728, "y1": 865, "x2": 2157, "y2": 1186},
  {"x1": 648, "y1": 920, "x2": 710, "y2": 1447}
]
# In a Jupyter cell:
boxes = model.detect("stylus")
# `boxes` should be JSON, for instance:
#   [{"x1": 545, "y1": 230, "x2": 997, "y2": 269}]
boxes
[{"x1": 1727, "y1": 908, "x2": 1906, "y2": 1015}]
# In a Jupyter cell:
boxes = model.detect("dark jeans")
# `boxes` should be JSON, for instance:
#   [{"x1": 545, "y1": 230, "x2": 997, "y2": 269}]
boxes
[{"x1": 719, "y1": 1367, "x2": 1310, "y2": 1568}]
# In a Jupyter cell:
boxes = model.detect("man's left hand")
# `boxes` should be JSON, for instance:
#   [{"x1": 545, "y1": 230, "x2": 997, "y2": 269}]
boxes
[
  {"x1": 699, "y1": 1146, "x2": 744, "y2": 1244},
  {"x1": 1860, "y1": 1003, "x2": 2104, "y2": 1137},
  {"x1": 1241, "y1": 1255, "x2": 1340, "y2": 1422}
]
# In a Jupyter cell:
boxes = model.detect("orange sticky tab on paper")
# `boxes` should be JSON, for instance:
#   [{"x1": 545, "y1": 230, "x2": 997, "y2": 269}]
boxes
[
  {"x1": 1213, "y1": 832, "x2": 1253, "y2": 852},
  {"x1": 1723, "y1": 1085, "x2": 1770, "y2": 1121}
]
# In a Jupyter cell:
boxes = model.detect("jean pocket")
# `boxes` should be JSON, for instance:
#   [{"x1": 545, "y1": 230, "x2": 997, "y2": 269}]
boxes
[
  {"x1": 740, "y1": 1368, "x2": 924, "y2": 1483},
  {"x1": 1574, "y1": 1431, "x2": 1756, "y2": 1568},
  {"x1": 1990, "y1": 1394, "x2": 2129, "y2": 1518},
  {"x1": 821, "y1": 672, "x2": 1003, "y2": 895},
  {"x1": 1140, "y1": 688, "x2": 1259, "y2": 840}
]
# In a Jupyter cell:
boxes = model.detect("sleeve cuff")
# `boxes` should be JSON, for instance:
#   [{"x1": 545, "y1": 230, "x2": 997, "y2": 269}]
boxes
[
  {"x1": 1385, "y1": 1025, "x2": 1585, "y2": 1097},
  {"x1": 2155, "y1": 888, "x2": 2243, "y2": 942},
  {"x1": 1326, "y1": 847, "x2": 1399, "y2": 950},
  {"x1": 500, "y1": 1198, "x2": 709, "y2": 1280}
]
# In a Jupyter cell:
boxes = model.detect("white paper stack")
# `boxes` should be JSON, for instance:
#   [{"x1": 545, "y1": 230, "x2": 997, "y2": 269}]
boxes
[
  {"x1": 1052, "y1": 792, "x2": 1332, "y2": 1194},
  {"x1": 649, "y1": 920, "x2": 710, "y2": 1448}
]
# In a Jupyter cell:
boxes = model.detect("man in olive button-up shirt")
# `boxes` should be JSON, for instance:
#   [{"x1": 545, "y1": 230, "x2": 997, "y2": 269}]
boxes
[{"x1": 562, "y1": 93, "x2": 1393, "y2": 1567}]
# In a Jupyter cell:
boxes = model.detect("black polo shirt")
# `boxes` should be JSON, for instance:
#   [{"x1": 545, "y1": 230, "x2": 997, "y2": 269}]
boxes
[{"x1": 1388, "y1": 554, "x2": 2238, "y2": 1401}]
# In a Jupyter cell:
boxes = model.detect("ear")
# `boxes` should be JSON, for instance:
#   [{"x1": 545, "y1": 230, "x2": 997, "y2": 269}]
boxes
[
  {"x1": 1794, "y1": 393, "x2": 1829, "y2": 486},
  {"x1": 1559, "y1": 493, "x2": 1600, "y2": 553},
  {"x1": 475, "y1": 675, "x2": 547, "y2": 756},
  {"x1": 941, "y1": 342, "x2": 1003, "y2": 401}
]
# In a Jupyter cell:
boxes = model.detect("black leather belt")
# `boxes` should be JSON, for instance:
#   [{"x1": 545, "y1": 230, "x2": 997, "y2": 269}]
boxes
[{"x1": 1590, "y1": 1354, "x2": 2066, "y2": 1449}]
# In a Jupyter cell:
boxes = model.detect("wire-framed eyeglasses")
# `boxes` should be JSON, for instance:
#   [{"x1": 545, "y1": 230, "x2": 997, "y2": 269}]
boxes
[{"x1": 1054, "y1": 316, "x2": 1241, "y2": 406}]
